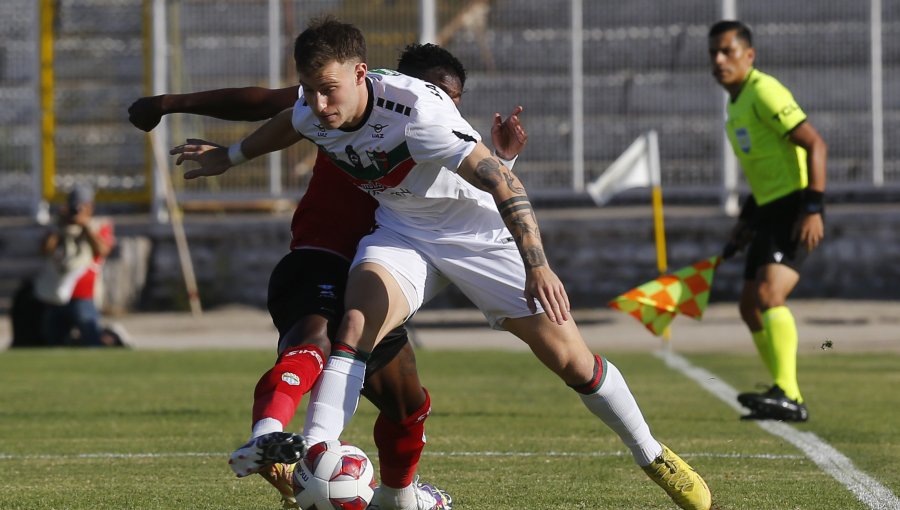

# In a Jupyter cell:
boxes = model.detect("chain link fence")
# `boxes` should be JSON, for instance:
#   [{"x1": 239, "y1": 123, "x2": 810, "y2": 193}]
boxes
[{"x1": 1, "y1": 0, "x2": 897, "y2": 215}]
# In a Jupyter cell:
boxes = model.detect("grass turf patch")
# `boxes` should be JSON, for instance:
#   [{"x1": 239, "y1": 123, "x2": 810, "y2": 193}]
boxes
[{"x1": 0, "y1": 349, "x2": 895, "y2": 509}]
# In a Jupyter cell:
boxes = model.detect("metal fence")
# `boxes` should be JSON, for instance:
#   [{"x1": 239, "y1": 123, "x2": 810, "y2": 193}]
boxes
[{"x1": 1, "y1": 0, "x2": 897, "y2": 217}]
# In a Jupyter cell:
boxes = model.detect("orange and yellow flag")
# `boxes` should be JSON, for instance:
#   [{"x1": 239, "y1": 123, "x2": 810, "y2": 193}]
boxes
[{"x1": 609, "y1": 256, "x2": 721, "y2": 336}]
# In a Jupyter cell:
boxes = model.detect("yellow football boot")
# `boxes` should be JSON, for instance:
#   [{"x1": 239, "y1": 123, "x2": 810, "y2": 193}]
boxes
[
  {"x1": 641, "y1": 444, "x2": 712, "y2": 510},
  {"x1": 258, "y1": 462, "x2": 299, "y2": 509}
]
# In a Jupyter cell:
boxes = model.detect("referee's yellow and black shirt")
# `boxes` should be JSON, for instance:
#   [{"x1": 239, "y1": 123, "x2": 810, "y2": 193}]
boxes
[{"x1": 725, "y1": 67, "x2": 809, "y2": 205}]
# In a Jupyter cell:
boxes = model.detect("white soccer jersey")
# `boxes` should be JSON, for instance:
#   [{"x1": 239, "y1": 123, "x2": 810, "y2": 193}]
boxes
[{"x1": 291, "y1": 70, "x2": 510, "y2": 247}]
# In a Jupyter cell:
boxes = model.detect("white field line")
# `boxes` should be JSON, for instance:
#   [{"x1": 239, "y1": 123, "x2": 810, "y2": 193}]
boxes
[
  {"x1": 657, "y1": 350, "x2": 900, "y2": 510},
  {"x1": 0, "y1": 450, "x2": 802, "y2": 461}
]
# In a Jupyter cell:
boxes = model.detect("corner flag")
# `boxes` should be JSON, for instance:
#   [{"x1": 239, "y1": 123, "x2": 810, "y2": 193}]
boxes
[
  {"x1": 609, "y1": 256, "x2": 721, "y2": 336},
  {"x1": 586, "y1": 130, "x2": 659, "y2": 206}
]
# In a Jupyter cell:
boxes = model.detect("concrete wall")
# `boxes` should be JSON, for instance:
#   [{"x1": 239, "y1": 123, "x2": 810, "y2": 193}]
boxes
[{"x1": 2, "y1": 204, "x2": 898, "y2": 314}]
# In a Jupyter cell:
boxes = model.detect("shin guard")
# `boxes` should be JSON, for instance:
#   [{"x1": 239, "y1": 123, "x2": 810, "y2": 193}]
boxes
[{"x1": 251, "y1": 345, "x2": 325, "y2": 427}]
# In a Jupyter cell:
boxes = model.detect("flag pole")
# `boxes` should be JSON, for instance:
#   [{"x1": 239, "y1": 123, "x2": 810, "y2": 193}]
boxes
[{"x1": 647, "y1": 131, "x2": 671, "y2": 351}]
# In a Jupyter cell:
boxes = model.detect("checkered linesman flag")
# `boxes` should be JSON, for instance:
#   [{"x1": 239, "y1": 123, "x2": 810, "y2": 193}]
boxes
[{"x1": 609, "y1": 256, "x2": 721, "y2": 336}]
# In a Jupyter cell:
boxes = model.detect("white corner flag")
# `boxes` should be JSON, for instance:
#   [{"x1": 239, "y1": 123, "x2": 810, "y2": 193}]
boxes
[{"x1": 586, "y1": 130, "x2": 660, "y2": 206}]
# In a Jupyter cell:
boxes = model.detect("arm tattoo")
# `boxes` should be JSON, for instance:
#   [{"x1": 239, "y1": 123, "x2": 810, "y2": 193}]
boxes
[
  {"x1": 474, "y1": 157, "x2": 525, "y2": 195},
  {"x1": 474, "y1": 157, "x2": 503, "y2": 190},
  {"x1": 476, "y1": 157, "x2": 548, "y2": 269},
  {"x1": 498, "y1": 196, "x2": 530, "y2": 218},
  {"x1": 502, "y1": 198, "x2": 547, "y2": 269},
  {"x1": 522, "y1": 246, "x2": 548, "y2": 269}
]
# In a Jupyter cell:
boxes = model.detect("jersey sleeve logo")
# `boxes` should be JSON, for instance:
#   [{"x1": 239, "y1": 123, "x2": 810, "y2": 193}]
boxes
[
  {"x1": 452, "y1": 130, "x2": 477, "y2": 143},
  {"x1": 772, "y1": 103, "x2": 800, "y2": 122}
]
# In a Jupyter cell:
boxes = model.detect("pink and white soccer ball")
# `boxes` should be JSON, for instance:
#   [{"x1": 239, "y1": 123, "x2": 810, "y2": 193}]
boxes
[{"x1": 292, "y1": 440, "x2": 377, "y2": 510}]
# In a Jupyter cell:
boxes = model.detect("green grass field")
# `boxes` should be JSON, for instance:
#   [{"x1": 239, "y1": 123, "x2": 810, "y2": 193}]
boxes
[{"x1": 1, "y1": 348, "x2": 897, "y2": 510}]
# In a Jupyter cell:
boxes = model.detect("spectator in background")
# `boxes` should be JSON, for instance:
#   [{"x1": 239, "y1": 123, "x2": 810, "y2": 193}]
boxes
[{"x1": 33, "y1": 185, "x2": 117, "y2": 347}]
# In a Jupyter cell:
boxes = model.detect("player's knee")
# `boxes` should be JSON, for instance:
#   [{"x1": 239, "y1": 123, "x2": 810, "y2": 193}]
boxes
[
  {"x1": 374, "y1": 390, "x2": 430, "y2": 451},
  {"x1": 278, "y1": 317, "x2": 332, "y2": 354},
  {"x1": 755, "y1": 284, "x2": 787, "y2": 310}
]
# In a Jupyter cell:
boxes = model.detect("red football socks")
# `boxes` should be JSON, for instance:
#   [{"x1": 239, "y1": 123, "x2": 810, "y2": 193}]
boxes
[
  {"x1": 251, "y1": 345, "x2": 325, "y2": 427},
  {"x1": 374, "y1": 388, "x2": 432, "y2": 488}
]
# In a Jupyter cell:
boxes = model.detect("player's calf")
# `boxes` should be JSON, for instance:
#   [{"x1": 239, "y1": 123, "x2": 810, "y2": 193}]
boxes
[
  {"x1": 374, "y1": 388, "x2": 432, "y2": 488},
  {"x1": 252, "y1": 345, "x2": 326, "y2": 428}
]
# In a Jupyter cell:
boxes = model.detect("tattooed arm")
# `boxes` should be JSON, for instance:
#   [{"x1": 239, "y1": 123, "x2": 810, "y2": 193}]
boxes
[{"x1": 457, "y1": 142, "x2": 570, "y2": 323}]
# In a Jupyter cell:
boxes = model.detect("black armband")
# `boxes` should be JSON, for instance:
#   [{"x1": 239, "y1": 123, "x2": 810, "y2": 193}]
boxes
[{"x1": 803, "y1": 189, "x2": 825, "y2": 214}]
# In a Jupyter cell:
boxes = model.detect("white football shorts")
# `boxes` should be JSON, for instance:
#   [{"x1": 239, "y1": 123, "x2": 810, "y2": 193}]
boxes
[{"x1": 351, "y1": 226, "x2": 544, "y2": 330}]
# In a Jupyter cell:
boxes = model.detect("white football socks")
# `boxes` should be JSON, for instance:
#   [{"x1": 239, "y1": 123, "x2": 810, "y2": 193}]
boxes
[
  {"x1": 250, "y1": 417, "x2": 283, "y2": 439},
  {"x1": 375, "y1": 483, "x2": 418, "y2": 510},
  {"x1": 302, "y1": 355, "x2": 367, "y2": 445},
  {"x1": 577, "y1": 360, "x2": 662, "y2": 466}
]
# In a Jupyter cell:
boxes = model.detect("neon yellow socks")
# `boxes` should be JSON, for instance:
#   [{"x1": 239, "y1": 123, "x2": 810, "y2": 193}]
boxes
[
  {"x1": 750, "y1": 329, "x2": 776, "y2": 379},
  {"x1": 762, "y1": 306, "x2": 803, "y2": 402}
]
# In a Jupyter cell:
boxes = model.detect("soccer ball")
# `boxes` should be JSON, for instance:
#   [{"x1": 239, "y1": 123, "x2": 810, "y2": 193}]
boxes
[{"x1": 292, "y1": 439, "x2": 377, "y2": 510}]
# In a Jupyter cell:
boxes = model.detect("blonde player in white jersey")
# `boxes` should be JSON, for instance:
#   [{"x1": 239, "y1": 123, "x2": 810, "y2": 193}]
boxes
[{"x1": 172, "y1": 16, "x2": 712, "y2": 510}]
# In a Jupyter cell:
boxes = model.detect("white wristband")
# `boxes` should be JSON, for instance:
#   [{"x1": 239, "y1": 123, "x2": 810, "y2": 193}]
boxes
[
  {"x1": 495, "y1": 153, "x2": 518, "y2": 170},
  {"x1": 227, "y1": 141, "x2": 247, "y2": 166}
]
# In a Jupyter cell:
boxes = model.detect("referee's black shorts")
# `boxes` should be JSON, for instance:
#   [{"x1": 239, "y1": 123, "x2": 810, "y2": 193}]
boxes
[{"x1": 743, "y1": 190, "x2": 816, "y2": 281}]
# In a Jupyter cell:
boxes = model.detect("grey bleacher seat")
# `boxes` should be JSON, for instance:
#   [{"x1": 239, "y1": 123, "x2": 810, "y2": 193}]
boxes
[
  {"x1": 886, "y1": 115, "x2": 900, "y2": 158},
  {"x1": 740, "y1": 1, "x2": 869, "y2": 24},
  {"x1": 610, "y1": 72, "x2": 721, "y2": 115},
  {"x1": 757, "y1": 66, "x2": 873, "y2": 112},
  {"x1": 889, "y1": 30, "x2": 900, "y2": 64},
  {"x1": 446, "y1": 30, "x2": 569, "y2": 73},
  {"x1": 583, "y1": 1, "x2": 717, "y2": 28},
  {"x1": 57, "y1": 2, "x2": 142, "y2": 35},
  {"x1": 582, "y1": 115, "x2": 720, "y2": 160},
  {"x1": 583, "y1": 32, "x2": 709, "y2": 73},
  {"x1": 55, "y1": 125, "x2": 145, "y2": 172},
  {"x1": 751, "y1": 24, "x2": 870, "y2": 67},
  {"x1": 449, "y1": 27, "x2": 710, "y2": 74},
  {"x1": 461, "y1": 71, "x2": 719, "y2": 117},
  {"x1": 0, "y1": 86, "x2": 34, "y2": 124},
  {"x1": 56, "y1": 84, "x2": 144, "y2": 123},
  {"x1": 177, "y1": 4, "x2": 271, "y2": 32},
  {"x1": 0, "y1": 0, "x2": 35, "y2": 39},
  {"x1": 2, "y1": 42, "x2": 37, "y2": 82},
  {"x1": 491, "y1": 0, "x2": 717, "y2": 30},
  {"x1": 489, "y1": 0, "x2": 570, "y2": 29},
  {"x1": 180, "y1": 40, "x2": 270, "y2": 77},
  {"x1": 54, "y1": 37, "x2": 143, "y2": 80}
]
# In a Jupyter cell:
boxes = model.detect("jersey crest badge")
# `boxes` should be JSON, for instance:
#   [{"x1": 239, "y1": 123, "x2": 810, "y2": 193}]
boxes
[
  {"x1": 735, "y1": 127, "x2": 751, "y2": 153},
  {"x1": 366, "y1": 149, "x2": 391, "y2": 173}
]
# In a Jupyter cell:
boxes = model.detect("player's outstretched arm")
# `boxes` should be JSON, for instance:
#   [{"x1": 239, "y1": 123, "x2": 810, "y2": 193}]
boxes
[
  {"x1": 491, "y1": 105, "x2": 528, "y2": 160},
  {"x1": 171, "y1": 108, "x2": 302, "y2": 180},
  {"x1": 457, "y1": 143, "x2": 570, "y2": 324},
  {"x1": 128, "y1": 86, "x2": 298, "y2": 132}
]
